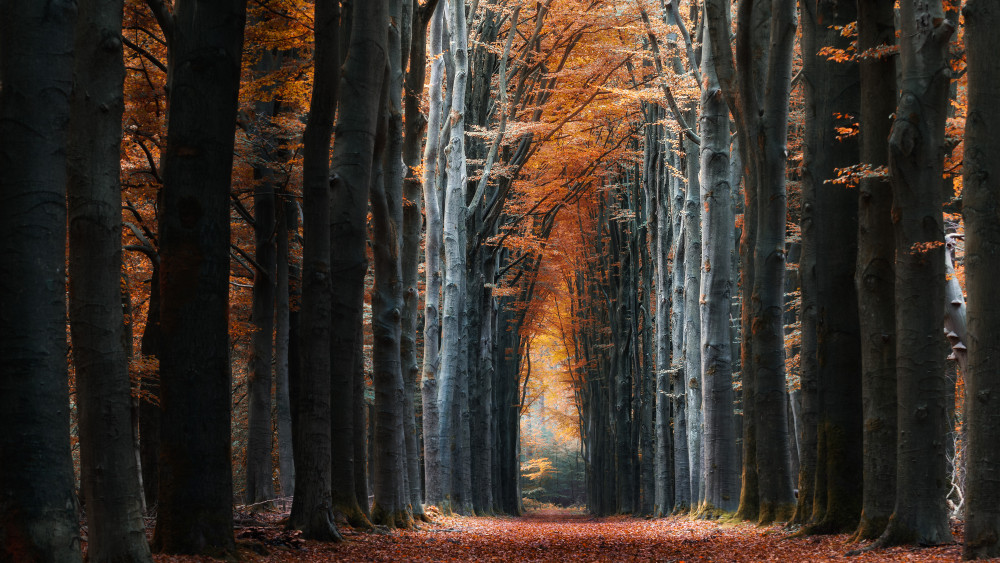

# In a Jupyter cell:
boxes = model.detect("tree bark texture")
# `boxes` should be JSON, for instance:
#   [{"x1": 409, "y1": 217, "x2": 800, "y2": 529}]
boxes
[
  {"x1": 800, "y1": 0, "x2": 863, "y2": 534},
  {"x1": 0, "y1": 1, "x2": 81, "y2": 560},
  {"x1": 852, "y1": 0, "x2": 897, "y2": 540},
  {"x1": 682, "y1": 134, "x2": 704, "y2": 509},
  {"x1": 962, "y1": 0, "x2": 1000, "y2": 558},
  {"x1": 289, "y1": 0, "x2": 341, "y2": 540},
  {"x1": 697, "y1": 15, "x2": 739, "y2": 513},
  {"x1": 329, "y1": 0, "x2": 387, "y2": 527},
  {"x1": 876, "y1": 0, "x2": 954, "y2": 548},
  {"x1": 68, "y1": 0, "x2": 152, "y2": 557},
  {"x1": 152, "y1": 0, "x2": 247, "y2": 553}
]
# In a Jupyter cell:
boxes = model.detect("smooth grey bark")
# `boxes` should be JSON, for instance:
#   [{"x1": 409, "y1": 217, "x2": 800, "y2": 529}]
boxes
[
  {"x1": 151, "y1": 0, "x2": 247, "y2": 553},
  {"x1": 852, "y1": 0, "x2": 897, "y2": 541},
  {"x1": 437, "y1": 0, "x2": 471, "y2": 513},
  {"x1": 421, "y1": 0, "x2": 446, "y2": 509},
  {"x1": 401, "y1": 0, "x2": 438, "y2": 521},
  {"x1": 682, "y1": 133, "x2": 704, "y2": 509},
  {"x1": 697, "y1": 13, "x2": 738, "y2": 514},
  {"x1": 748, "y1": 0, "x2": 797, "y2": 525},
  {"x1": 68, "y1": 0, "x2": 152, "y2": 557},
  {"x1": 962, "y1": 2, "x2": 1000, "y2": 558},
  {"x1": 289, "y1": 0, "x2": 341, "y2": 540},
  {"x1": 670, "y1": 145, "x2": 691, "y2": 512},
  {"x1": 874, "y1": 0, "x2": 954, "y2": 548},
  {"x1": 0, "y1": 1, "x2": 80, "y2": 561},
  {"x1": 652, "y1": 110, "x2": 675, "y2": 517}
]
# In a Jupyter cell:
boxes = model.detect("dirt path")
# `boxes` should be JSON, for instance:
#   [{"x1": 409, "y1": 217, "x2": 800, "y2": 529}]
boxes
[{"x1": 216, "y1": 509, "x2": 969, "y2": 562}]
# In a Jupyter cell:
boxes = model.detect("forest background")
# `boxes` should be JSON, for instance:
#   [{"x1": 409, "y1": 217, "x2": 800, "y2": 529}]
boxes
[{"x1": 2, "y1": 0, "x2": 1000, "y2": 561}]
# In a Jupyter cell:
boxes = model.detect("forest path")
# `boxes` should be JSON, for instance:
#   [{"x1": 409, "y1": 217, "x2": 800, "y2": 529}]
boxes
[{"x1": 257, "y1": 509, "x2": 965, "y2": 562}]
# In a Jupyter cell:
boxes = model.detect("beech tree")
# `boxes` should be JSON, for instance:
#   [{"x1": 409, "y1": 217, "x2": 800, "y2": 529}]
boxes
[
  {"x1": 853, "y1": 0, "x2": 897, "y2": 542},
  {"x1": 962, "y1": 0, "x2": 1000, "y2": 558},
  {"x1": 149, "y1": 0, "x2": 248, "y2": 553},
  {"x1": 68, "y1": 0, "x2": 152, "y2": 557},
  {"x1": 0, "y1": 0, "x2": 81, "y2": 560},
  {"x1": 874, "y1": 0, "x2": 955, "y2": 548}
]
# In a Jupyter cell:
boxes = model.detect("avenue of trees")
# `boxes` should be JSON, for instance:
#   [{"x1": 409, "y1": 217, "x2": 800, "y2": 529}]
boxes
[{"x1": 2, "y1": 0, "x2": 1000, "y2": 561}]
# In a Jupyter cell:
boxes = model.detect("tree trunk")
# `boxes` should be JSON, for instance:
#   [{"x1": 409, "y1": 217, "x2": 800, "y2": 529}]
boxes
[
  {"x1": 875, "y1": 0, "x2": 954, "y2": 548},
  {"x1": 275, "y1": 192, "x2": 296, "y2": 498},
  {"x1": 246, "y1": 165, "x2": 277, "y2": 508},
  {"x1": 800, "y1": 0, "x2": 863, "y2": 534},
  {"x1": 437, "y1": 0, "x2": 471, "y2": 513},
  {"x1": 68, "y1": 0, "x2": 152, "y2": 557},
  {"x1": 682, "y1": 134, "x2": 704, "y2": 509},
  {"x1": 329, "y1": 0, "x2": 387, "y2": 527},
  {"x1": 152, "y1": 0, "x2": 247, "y2": 553},
  {"x1": 400, "y1": 0, "x2": 435, "y2": 522},
  {"x1": 370, "y1": 0, "x2": 412, "y2": 525},
  {"x1": 697, "y1": 13, "x2": 739, "y2": 514},
  {"x1": 852, "y1": 0, "x2": 897, "y2": 541},
  {"x1": 289, "y1": 0, "x2": 341, "y2": 541},
  {"x1": 653, "y1": 111, "x2": 675, "y2": 517},
  {"x1": 0, "y1": 1, "x2": 80, "y2": 561},
  {"x1": 962, "y1": 2, "x2": 1000, "y2": 558},
  {"x1": 421, "y1": 0, "x2": 446, "y2": 510}
]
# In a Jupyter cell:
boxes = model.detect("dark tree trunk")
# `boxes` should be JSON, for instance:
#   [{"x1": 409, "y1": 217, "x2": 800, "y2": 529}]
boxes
[
  {"x1": 151, "y1": 0, "x2": 247, "y2": 554},
  {"x1": 246, "y1": 167, "x2": 277, "y2": 508},
  {"x1": 0, "y1": 1, "x2": 81, "y2": 560},
  {"x1": 275, "y1": 192, "x2": 296, "y2": 498},
  {"x1": 962, "y1": 2, "x2": 1000, "y2": 558},
  {"x1": 875, "y1": 0, "x2": 954, "y2": 548},
  {"x1": 288, "y1": 0, "x2": 341, "y2": 541},
  {"x1": 140, "y1": 265, "x2": 162, "y2": 509},
  {"x1": 329, "y1": 0, "x2": 386, "y2": 526},
  {"x1": 799, "y1": 0, "x2": 863, "y2": 535},
  {"x1": 852, "y1": 0, "x2": 897, "y2": 542},
  {"x1": 68, "y1": 0, "x2": 152, "y2": 557},
  {"x1": 370, "y1": 0, "x2": 411, "y2": 523}
]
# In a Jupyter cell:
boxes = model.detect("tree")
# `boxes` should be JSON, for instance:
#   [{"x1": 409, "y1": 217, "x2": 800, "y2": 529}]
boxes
[
  {"x1": 962, "y1": 0, "x2": 1000, "y2": 558},
  {"x1": 799, "y1": 0, "x2": 863, "y2": 535},
  {"x1": 697, "y1": 8, "x2": 739, "y2": 515},
  {"x1": 328, "y1": 0, "x2": 388, "y2": 522},
  {"x1": 68, "y1": 0, "x2": 152, "y2": 557},
  {"x1": 150, "y1": 0, "x2": 248, "y2": 553},
  {"x1": 873, "y1": 0, "x2": 955, "y2": 548},
  {"x1": 852, "y1": 0, "x2": 897, "y2": 542},
  {"x1": 0, "y1": 0, "x2": 81, "y2": 560},
  {"x1": 290, "y1": 0, "x2": 342, "y2": 541}
]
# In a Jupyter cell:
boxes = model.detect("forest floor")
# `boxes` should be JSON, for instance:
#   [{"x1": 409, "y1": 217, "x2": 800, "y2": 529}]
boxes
[{"x1": 142, "y1": 507, "x2": 982, "y2": 562}]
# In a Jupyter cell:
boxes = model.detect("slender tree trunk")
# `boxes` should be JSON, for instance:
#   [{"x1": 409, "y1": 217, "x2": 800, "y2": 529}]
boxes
[
  {"x1": 750, "y1": 0, "x2": 797, "y2": 525},
  {"x1": 246, "y1": 166, "x2": 277, "y2": 508},
  {"x1": 421, "y1": 0, "x2": 446, "y2": 510},
  {"x1": 874, "y1": 0, "x2": 954, "y2": 548},
  {"x1": 275, "y1": 193, "x2": 296, "y2": 498},
  {"x1": 437, "y1": 0, "x2": 471, "y2": 513},
  {"x1": 697, "y1": 14, "x2": 739, "y2": 514},
  {"x1": 371, "y1": 0, "x2": 412, "y2": 525},
  {"x1": 851, "y1": 0, "x2": 896, "y2": 541},
  {"x1": 68, "y1": 0, "x2": 152, "y2": 557},
  {"x1": 0, "y1": 1, "x2": 80, "y2": 561},
  {"x1": 329, "y1": 0, "x2": 387, "y2": 526},
  {"x1": 401, "y1": 0, "x2": 436, "y2": 522},
  {"x1": 152, "y1": 0, "x2": 247, "y2": 553},
  {"x1": 289, "y1": 0, "x2": 341, "y2": 541},
  {"x1": 653, "y1": 113, "x2": 675, "y2": 517},
  {"x1": 682, "y1": 134, "x2": 704, "y2": 509},
  {"x1": 962, "y1": 2, "x2": 1000, "y2": 558}
]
